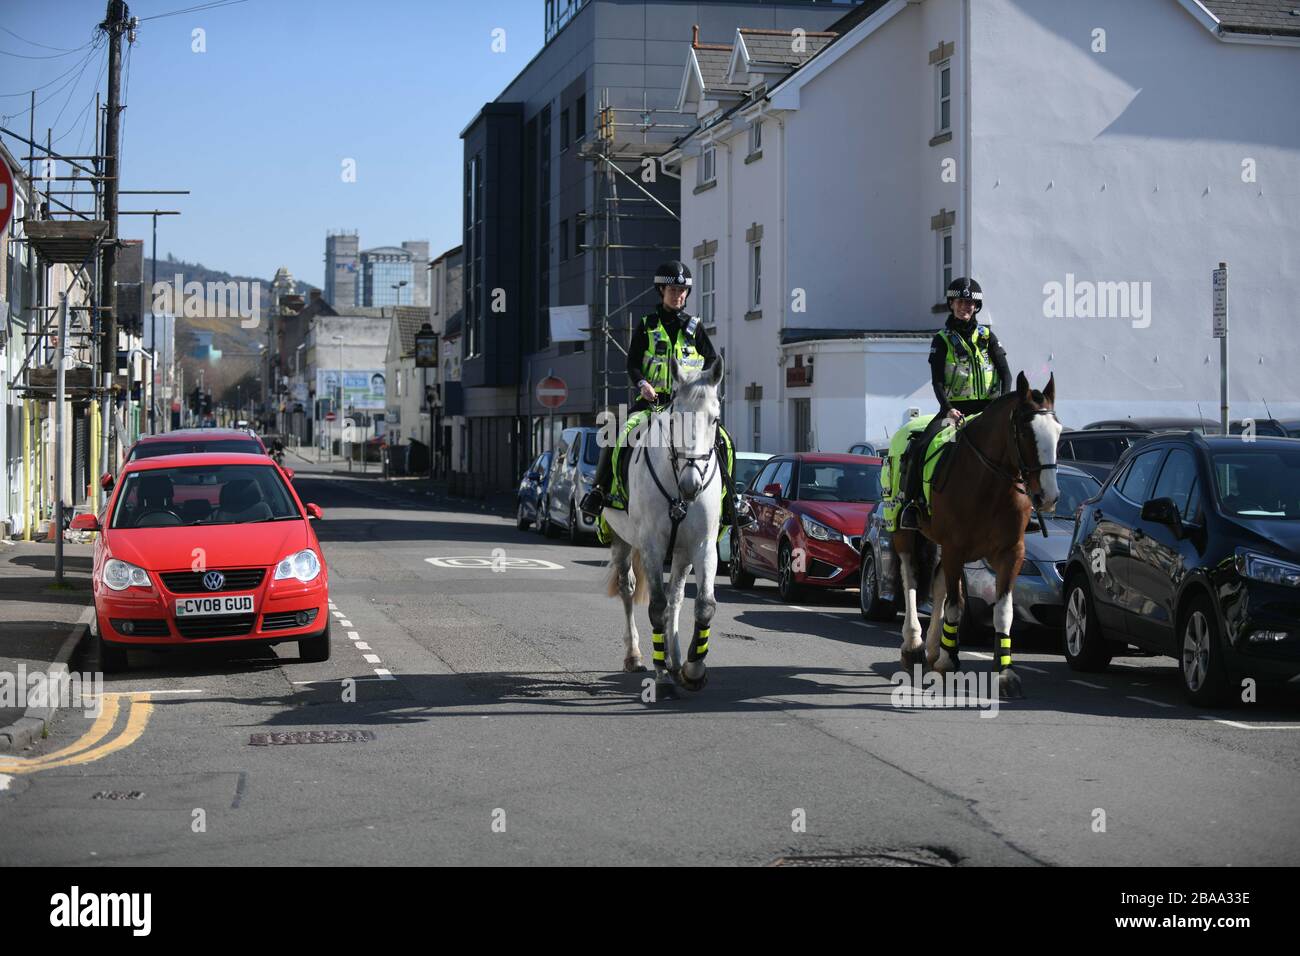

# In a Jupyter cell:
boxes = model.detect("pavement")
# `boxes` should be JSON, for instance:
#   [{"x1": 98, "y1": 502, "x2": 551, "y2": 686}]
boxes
[
  {"x1": 1, "y1": 460, "x2": 1297, "y2": 865},
  {"x1": 0, "y1": 540, "x2": 95, "y2": 752}
]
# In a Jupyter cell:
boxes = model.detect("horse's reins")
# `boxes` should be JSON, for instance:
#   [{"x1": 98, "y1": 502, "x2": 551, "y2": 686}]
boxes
[
  {"x1": 641, "y1": 401, "x2": 718, "y2": 559},
  {"x1": 951, "y1": 404, "x2": 1058, "y2": 538}
]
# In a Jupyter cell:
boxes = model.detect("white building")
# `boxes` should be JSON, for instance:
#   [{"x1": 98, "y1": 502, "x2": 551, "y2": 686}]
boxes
[
  {"x1": 668, "y1": 0, "x2": 1300, "y2": 450},
  {"x1": 304, "y1": 314, "x2": 392, "y2": 449}
]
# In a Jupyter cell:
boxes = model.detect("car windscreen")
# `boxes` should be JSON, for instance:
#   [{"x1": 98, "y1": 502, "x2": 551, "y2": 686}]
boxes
[
  {"x1": 1055, "y1": 471, "x2": 1101, "y2": 517},
  {"x1": 582, "y1": 435, "x2": 600, "y2": 467},
  {"x1": 130, "y1": 439, "x2": 263, "y2": 459},
  {"x1": 1212, "y1": 449, "x2": 1300, "y2": 519},
  {"x1": 735, "y1": 458, "x2": 769, "y2": 493},
  {"x1": 111, "y1": 464, "x2": 298, "y2": 529},
  {"x1": 797, "y1": 462, "x2": 882, "y2": 503}
]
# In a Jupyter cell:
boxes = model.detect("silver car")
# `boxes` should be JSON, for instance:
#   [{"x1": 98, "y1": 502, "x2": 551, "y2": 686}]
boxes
[{"x1": 544, "y1": 426, "x2": 601, "y2": 543}]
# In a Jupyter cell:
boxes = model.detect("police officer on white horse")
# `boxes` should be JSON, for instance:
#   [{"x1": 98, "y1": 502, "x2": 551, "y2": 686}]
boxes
[{"x1": 897, "y1": 277, "x2": 1012, "y2": 529}]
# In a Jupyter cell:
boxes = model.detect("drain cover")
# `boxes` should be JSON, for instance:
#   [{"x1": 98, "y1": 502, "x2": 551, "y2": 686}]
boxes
[
  {"x1": 771, "y1": 847, "x2": 957, "y2": 867},
  {"x1": 91, "y1": 790, "x2": 145, "y2": 801},
  {"x1": 249, "y1": 730, "x2": 376, "y2": 746}
]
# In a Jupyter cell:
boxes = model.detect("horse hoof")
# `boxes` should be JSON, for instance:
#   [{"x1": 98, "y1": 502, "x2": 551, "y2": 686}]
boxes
[
  {"x1": 623, "y1": 657, "x2": 647, "y2": 673},
  {"x1": 999, "y1": 668, "x2": 1025, "y2": 700},
  {"x1": 900, "y1": 647, "x2": 926, "y2": 670},
  {"x1": 679, "y1": 668, "x2": 708, "y2": 692}
]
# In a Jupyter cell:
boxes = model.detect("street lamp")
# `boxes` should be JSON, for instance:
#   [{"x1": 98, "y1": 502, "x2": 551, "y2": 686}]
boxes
[{"x1": 333, "y1": 334, "x2": 344, "y2": 468}]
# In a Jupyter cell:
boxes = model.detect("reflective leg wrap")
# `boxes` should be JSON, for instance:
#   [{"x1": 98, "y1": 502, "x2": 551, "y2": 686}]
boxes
[
  {"x1": 941, "y1": 620, "x2": 959, "y2": 650},
  {"x1": 687, "y1": 625, "x2": 710, "y2": 663},
  {"x1": 997, "y1": 634, "x2": 1012, "y2": 670},
  {"x1": 651, "y1": 632, "x2": 666, "y2": 667}
]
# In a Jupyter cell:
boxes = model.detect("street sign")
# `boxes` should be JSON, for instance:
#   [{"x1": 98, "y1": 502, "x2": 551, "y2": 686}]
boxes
[
  {"x1": 537, "y1": 375, "x2": 567, "y2": 408},
  {"x1": 0, "y1": 159, "x2": 15, "y2": 236},
  {"x1": 325, "y1": 411, "x2": 338, "y2": 422},
  {"x1": 1212, "y1": 266, "x2": 1228, "y2": 338},
  {"x1": 415, "y1": 323, "x2": 437, "y2": 368}
]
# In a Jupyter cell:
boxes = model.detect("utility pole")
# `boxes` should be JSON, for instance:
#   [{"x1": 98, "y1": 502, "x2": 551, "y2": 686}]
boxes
[{"x1": 98, "y1": 0, "x2": 131, "y2": 465}]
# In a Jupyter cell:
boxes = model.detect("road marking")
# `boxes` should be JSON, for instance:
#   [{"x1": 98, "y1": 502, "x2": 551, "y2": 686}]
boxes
[
  {"x1": 91, "y1": 688, "x2": 205, "y2": 696},
  {"x1": 1128, "y1": 695, "x2": 1174, "y2": 709},
  {"x1": 1017, "y1": 664, "x2": 1048, "y2": 674},
  {"x1": 1199, "y1": 717, "x2": 1300, "y2": 731},
  {"x1": 819, "y1": 613, "x2": 842, "y2": 621},
  {"x1": 362, "y1": 654, "x2": 381, "y2": 664},
  {"x1": 347, "y1": 631, "x2": 360, "y2": 640},
  {"x1": 355, "y1": 642, "x2": 371, "y2": 650},
  {"x1": 425, "y1": 555, "x2": 564, "y2": 570},
  {"x1": 0, "y1": 694, "x2": 154, "y2": 775},
  {"x1": 332, "y1": 611, "x2": 345, "y2": 619},
  {"x1": 1069, "y1": 679, "x2": 1107, "y2": 690},
  {"x1": 339, "y1": 620, "x2": 353, "y2": 628},
  {"x1": 790, "y1": 605, "x2": 813, "y2": 612},
  {"x1": 964, "y1": 651, "x2": 992, "y2": 659},
  {"x1": 291, "y1": 678, "x2": 388, "y2": 685},
  {"x1": 374, "y1": 669, "x2": 395, "y2": 681}
]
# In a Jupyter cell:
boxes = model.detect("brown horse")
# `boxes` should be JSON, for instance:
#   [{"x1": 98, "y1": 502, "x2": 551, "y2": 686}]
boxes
[{"x1": 893, "y1": 372, "x2": 1061, "y2": 698}]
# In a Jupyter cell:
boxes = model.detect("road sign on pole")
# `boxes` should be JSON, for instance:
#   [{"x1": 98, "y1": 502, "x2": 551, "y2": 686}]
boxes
[
  {"x1": 0, "y1": 159, "x2": 16, "y2": 236},
  {"x1": 1214, "y1": 262, "x2": 1228, "y2": 433},
  {"x1": 537, "y1": 376, "x2": 568, "y2": 409}
]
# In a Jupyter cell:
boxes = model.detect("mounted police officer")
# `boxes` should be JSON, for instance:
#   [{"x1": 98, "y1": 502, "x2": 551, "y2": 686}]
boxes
[
  {"x1": 896, "y1": 276, "x2": 1012, "y2": 529},
  {"x1": 580, "y1": 260, "x2": 755, "y2": 531}
]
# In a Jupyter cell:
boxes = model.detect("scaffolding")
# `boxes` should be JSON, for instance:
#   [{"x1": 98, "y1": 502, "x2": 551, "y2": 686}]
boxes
[{"x1": 579, "y1": 90, "x2": 693, "y2": 414}]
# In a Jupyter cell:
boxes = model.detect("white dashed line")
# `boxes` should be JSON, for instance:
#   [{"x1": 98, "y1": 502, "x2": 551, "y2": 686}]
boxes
[
  {"x1": 790, "y1": 605, "x2": 814, "y2": 612},
  {"x1": 964, "y1": 651, "x2": 992, "y2": 660},
  {"x1": 362, "y1": 654, "x2": 382, "y2": 664},
  {"x1": 1017, "y1": 664, "x2": 1048, "y2": 674},
  {"x1": 339, "y1": 620, "x2": 353, "y2": 628},
  {"x1": 332, "y1": 611, "x2": 345, "y2": 619},
  {"x1": 374, "y1": 669, "x2": 395, "y2": 681},
  {"x1": 347, "y1": 631, "x2": 360, "y2": 640},
  {"x1": 355, "y1": 642, "x2": 371, "y2": 650},
  {"x1": 1069, "y1": 679, "x2": 1106, "y2": 690},
  {"x1": 1128, "y1": 695, "x2": 1175, "y2": 709},
  {"x1": 291, "y1": 678, "x2": 388, "y2": 685},
  {"x1": 819, "y1": 613, "x2": 842, "y2": 621},
  {"x1": 1199, "y1": 717, "x2": 1300, "y2": 731}
]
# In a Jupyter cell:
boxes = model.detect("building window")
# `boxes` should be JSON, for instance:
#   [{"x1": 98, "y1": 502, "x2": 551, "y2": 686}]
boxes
[
  {"x1": 751, "y1": 403, "x2": 761, "y2": 453},
  {"x1": 700, "y1": 143, "x2": 716, "y2": 185},
  {"x1": 575, "y1": 94, "x2": 586, "y2": 140},
  {"x1": 700, "y1": 259, "x2": 715, "y2": 327},
  {"x1": 749, "y1": 119, "x2": 762, "y2": 156},
  {"x1": 939, "y1": 227, "x2": 953, "y2": 300},
  {"x1": 937, "y1": 59, "x2": 951, "y2": 134},
  {"x1": 575, "y1": 216, "x2": 585, "y2": 256},
  {"x1": 749, "y1": 242, "x2": 761, "y2": 310},
  {"x1": 559, "y1": 219, "x2": 569, "y2": 261},
  {"x1": 561, "y1": 108, "x2": 570, "y2": 151},
  {"x1": 465, "y1": 152, "x2": 483, "y2": 358}
]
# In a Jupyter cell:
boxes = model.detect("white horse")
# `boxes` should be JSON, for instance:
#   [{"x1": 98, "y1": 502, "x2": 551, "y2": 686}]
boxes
[{"x1": 602, "y1": 358, "x2": 724, "y2": 697}]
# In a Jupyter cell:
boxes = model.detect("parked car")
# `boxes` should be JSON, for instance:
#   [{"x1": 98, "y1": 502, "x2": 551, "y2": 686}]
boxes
[
  {"x1": 1281, "y1": 419, "x2": 1300, "y2": 439},
  {"x1": 719, "y1": 451, "x2": 774, "y2": 571},
  {"x1": 848, "y1": 441, "x2": 878, "y2": 457},
  {"x1": 516, "y1": 450, "x2": 554, "y2": 531},
  {"x1": 1061, "y1": 433, "x2": 1300, "y2": 705},
  {"x1": 1057, "y1": 428, "x2": 1153, "y2": 483},
  {"x1": 960, "y1": 464, "x2": 1102, "y2": 640},
  {"x1": 1084, "y1": 416, "x2": 1289, "y2": 437},
  {"x1": 70, "y1": 453, "x2": 330, "y2": 672},
  {"x1": 856, "y1": 464, "x2": 1100, "y2": 629},
  {"x1": 544, "y1": 426, "x2": 602, "y2": 543},
  {"x1": 730, "y1": 453, "x2": 882, "y2": 601}
]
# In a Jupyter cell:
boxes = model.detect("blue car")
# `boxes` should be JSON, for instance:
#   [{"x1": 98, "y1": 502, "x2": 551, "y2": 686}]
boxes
[{"x1": 516, "y1": 451, "x2": 553, "y2": 532}]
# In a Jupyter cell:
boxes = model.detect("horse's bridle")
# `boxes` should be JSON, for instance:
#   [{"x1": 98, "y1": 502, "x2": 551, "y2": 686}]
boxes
[
  {"x1": 640, "y1": 400, "x2": 719, "y2": 547},
  {"x1": 954, "y1": 404, "x2": 1058, "y2": 535}
]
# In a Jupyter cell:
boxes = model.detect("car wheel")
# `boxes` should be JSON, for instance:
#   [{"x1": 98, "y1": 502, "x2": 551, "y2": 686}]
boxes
[
  {"x1": 568, "y1": 500, "x2": 582, "y2": 545},
  {"x1": 777, "y1": 542, "x2": 802, "y2": 603},
  {"x1": 1180, "y1": 596, "x2": 1231, "y2": 707},
  {"x1": 299, "y1": 619, "x2": 331, "y2": 663},
  {"x1": 516, "y1": 501, "x2": 531, "y2": 531},
  {"x1": 541, "y1": 497, "x2": 558, "y2": 538},
  {"x1": 729, "y1": 530, "x2": 756, "y2": 589},
  {"x1": 858, "y1": 552, "x2": 896, "y2": 622},
  {"x1": 1063, "y1": 574, "x2": 1113, "y2": 672},
  {"x1": 97, "y1": 633, "x2": 128, "y2": 673}
]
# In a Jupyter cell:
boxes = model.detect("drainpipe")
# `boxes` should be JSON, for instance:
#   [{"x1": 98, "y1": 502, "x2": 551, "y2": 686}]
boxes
[{"x1": 962, "y1": 0, "x2": 973, "y2": 276}]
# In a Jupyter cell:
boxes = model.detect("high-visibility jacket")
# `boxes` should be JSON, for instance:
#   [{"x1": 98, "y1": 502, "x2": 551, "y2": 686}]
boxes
[
  {"x1": 641, "y1": 312, "x2": 705, "y2": 395},
  {"x1": 937, "y1": 325, "x2": 998, "y2": 402}
]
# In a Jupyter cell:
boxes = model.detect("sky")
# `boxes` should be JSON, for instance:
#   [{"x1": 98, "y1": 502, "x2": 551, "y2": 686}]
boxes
[{"x1": 0, "y1": 0, "x2": 544, "y2": 286}]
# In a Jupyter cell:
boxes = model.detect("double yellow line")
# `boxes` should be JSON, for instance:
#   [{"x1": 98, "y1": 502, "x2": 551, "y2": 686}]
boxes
[{"x1": 0, "y1": 693, "x2": 154, "y2": 775}]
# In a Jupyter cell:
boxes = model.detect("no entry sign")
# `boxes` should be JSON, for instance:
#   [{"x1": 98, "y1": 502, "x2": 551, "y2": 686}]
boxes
[
  {"x1": 0, "y1": 159, "x2": 16, "y2": 236},
  {"x1": 537, "y1": 376, "x2": 567, "y2": 409}
]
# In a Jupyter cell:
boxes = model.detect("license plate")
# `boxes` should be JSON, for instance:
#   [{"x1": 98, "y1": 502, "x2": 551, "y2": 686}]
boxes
[{"x1": 175, "y1": 594, "x2": 254, "y2": 617}]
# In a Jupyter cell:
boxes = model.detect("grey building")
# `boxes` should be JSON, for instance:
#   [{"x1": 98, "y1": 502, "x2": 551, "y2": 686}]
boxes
[
  {"x1": 459, "y1": 0, "x2": 859, "y2": 494},
  {"x1": 402, "y1": 240, "x2": 431, "y2": 306},
  {"x1": 324, "y1": 231, "x2": 359, "y2": 309}
]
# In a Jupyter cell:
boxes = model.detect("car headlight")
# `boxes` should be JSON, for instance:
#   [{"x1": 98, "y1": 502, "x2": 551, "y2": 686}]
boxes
[
  {"x1": 274, "y1": 549, "x2": 322, "y2": 583},
  {"x1": 104, "y1": 558, "x2": 151, "y2": 591},
  {"x1": 1235, "y1": 550, "x2": 1300, "y2": 588},
  {"x1": 800, "y1": 514, "x2": 844, "y2": 543}
]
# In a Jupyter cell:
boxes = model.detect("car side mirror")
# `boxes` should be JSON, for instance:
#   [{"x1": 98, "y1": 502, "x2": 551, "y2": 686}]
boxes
[
  {"x1": 305, "y1": 504, "x2": 323, "y2": 520},
  {"x1": 70, "y1": 513, "x2": 101, "y2": 532},
  {"x1": 1141, "y1": 497, "x2": 1182, "y2": 532},
  {"x1": 763, "y1": 483, "x2": 784, "y2": 499},
  {"x1": 99, "y1": 472, "x2": 114, "y2": 492}
]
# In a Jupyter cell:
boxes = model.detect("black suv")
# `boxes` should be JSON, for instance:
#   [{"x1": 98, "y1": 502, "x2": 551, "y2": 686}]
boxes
[
  {"x1": 1061, "y1": 433, "x2": 1300, "y2": 705},
  {"x1": 1057, "y1": 428, "x2": 1153, "y2": 483}
]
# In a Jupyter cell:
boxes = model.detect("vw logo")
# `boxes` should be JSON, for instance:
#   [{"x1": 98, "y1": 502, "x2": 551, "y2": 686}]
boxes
[{"x1": 202, "y1": 571, "x2": 226, "y2": 591}]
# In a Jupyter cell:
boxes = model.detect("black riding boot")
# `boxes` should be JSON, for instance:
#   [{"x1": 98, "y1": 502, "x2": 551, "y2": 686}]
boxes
[
  {"x1": 580, "y1": 444, "x2": 614, "y2": 519},
  {"x1": 715, "y1": 433, "x2": 757, "y2": 532}
]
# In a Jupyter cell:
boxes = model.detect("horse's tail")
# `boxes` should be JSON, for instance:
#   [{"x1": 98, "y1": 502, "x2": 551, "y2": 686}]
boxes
[{"x1": 604, "y1": 545, "x2": 650, "y2": 605}]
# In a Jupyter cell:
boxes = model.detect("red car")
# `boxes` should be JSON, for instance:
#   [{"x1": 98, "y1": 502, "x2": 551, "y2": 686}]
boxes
[
  {"x1": 72, "y1": 453, "x2": 329, "y2": 671},
  {"x1": 102, "y1": 429, "x2": 291, "y2": 491},
  {"x1": 730, "y1": 453, "x2": 883, "y2": 602}
]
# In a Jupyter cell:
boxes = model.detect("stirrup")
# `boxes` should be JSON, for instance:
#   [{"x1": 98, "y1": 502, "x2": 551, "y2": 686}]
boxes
[
  {"x1": 579, "y1": 489, "x2": 605, "y2": 520},
  {"x1": 898, "y1": 502, "x2": 922, "y2": 530}
]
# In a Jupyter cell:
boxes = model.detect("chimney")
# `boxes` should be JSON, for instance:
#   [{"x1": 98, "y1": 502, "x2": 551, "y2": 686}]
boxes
[
  {"x1": 310, "y1": 289, "x2": 322, "y2": 302},
  {"x1": 692, "y1": 24, "x2": 699, "y2": 47}
]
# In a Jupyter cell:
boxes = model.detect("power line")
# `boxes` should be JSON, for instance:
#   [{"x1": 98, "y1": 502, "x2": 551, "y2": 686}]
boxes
[
  {"x1": 0, "y1": 35, "x2": 102, "y2": 99},
  {"x1": 137, "y1": 0, "x2": 250, "y2": 22},
  {"x1": 0, "y1": 27, "x2": 94, "y2": 54}
]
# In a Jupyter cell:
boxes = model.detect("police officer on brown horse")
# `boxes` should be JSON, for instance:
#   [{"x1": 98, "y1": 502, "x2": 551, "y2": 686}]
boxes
[{"x1": 897, "y1": 277, "x2": 1012, "y2": 529}]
